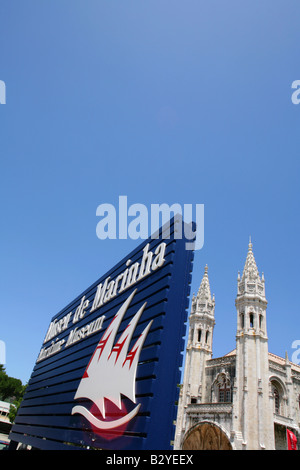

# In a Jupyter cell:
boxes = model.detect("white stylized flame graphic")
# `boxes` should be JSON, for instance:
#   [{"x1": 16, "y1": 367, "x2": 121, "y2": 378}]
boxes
[{"x1": 71, "y1": 289, "x2": 152, "y2": 430}]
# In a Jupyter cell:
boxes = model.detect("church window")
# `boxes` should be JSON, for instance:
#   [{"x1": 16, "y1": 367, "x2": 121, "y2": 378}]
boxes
[
  {"x1": 249, "y1": 313, "x2": 254, "y2": 328},
  {"x1": 191, "y1": 397, "x2": 197, "y2": 404},
  {"x1": 198, "y1": 329, "x2": 202, "y2": 342},
  {"x1": 241, "y1": 313, "x2": 244, "y2": 329},
  {"x1": 218, "y1": 385, "x2": 231, "y2": 403},
  {"x1": 259, "y1": 314, "x2": 263, "y2": 329},
  {"x1": 216, "y1": 374, "x2": 231, "y2": 403},
  {"x1": 271, "y1": 381, "x2": 286, "y2": 416},
  {"x1": 273, "y1": 388, "x2": 280, "y2": 414},
  {"x1": 190, "y1": 328, "x2": 194, "y2": 343},
  {"x1": 205, "y1": 330, "x2": 209, "y2": 344}
]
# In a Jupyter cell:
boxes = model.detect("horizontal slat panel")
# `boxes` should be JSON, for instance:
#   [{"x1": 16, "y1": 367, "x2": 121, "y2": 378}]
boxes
[
  {"x1": 29, "y1": 288, "x2": 170, "y2": 381},
  {"x1": 9, "y1": 432, "x2": 82, "y2": 450},
  {"x1": 17, "y1": 394, "x2": 154, "y2": 417},
  {"x1": 30, "y1": 304, "x2": 167, "y2": 381},
  {"x1": 10, "y1": 219, "x2": 194, "y2": 450}
]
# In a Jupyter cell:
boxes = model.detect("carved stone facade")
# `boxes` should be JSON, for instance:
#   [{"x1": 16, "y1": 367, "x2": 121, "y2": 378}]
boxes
[{"x1": 174, "y1": 240, "x2": 300, "y2": 450}]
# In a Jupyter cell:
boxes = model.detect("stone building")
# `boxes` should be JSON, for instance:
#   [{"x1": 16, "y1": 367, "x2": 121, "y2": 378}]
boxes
[
  {"x1": 0, "y1": 401, "x2": 12, "y2": 448},
  {"x1": 174, "y1": 239, "x2": 300, "y2": 450}
]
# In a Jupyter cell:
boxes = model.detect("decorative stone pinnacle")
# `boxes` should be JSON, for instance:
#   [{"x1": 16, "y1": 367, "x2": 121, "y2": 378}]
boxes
[
  {"x1": 242, "y1": 238, "x2": 260, "y2": 281},
  {"x1": 197, "y1": 265, "x2": 212, "y2": 302}
]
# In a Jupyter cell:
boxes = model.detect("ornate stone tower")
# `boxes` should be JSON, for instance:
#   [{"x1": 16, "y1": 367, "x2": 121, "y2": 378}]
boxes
[
  {"x1": 187, "y1": 265, "x2": 215, "y2": 402},
  {"x1": 232, "y1": 238, "x2": 274, "y2": 449},
  {"x1": 174, "y1": 265, "x2": 215, "y2": 447}
]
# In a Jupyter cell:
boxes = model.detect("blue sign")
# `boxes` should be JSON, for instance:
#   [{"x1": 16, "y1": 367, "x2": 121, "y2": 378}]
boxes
[{"x1": 9, "y1": 218, "x2": 194, "y2": 450}]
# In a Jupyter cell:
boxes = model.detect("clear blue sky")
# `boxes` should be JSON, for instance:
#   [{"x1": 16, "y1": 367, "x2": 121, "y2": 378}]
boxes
[{"x1": 0, "y1": 1, "x2": 299, "y2": 384}]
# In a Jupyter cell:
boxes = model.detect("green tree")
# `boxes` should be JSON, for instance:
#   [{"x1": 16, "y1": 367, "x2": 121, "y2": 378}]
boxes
[
  {"x1": 0, "y1": 366, "x2": 27, "y2": 423},
  {"x1": 8, "y1": 397, "x2": 23, "y2": 424},
  {"x1": 0, "y1": 366, "x2": 26, "y2": 402}
]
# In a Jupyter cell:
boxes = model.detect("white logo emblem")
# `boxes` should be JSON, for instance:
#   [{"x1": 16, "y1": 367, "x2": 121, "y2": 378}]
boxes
[{"x1": 72, "y1": 289, "x2": 152, "y2": 431}]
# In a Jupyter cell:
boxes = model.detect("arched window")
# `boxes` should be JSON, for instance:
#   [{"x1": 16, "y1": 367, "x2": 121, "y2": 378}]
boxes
[
  {"x1": 270, "y1": 380, "x2": 286, "y2": 416},
  {"x1": 198, "y1": 329, "x2": 202, "y2": 342},
  {"x1": 213, "y1": 373, "x2": 232, "y2": 403},
  {"x1": 205, "y1": 330, "x2": 209, "y2": 344},
  {"x1": 271, "y1": 382, "x2": 283, "y2": 415},
  {"x1": 189, "y1": 328, "x2": 194, "y2": 344},
  {"x1": 273, "y1": 387, "x2": 280, "y2": 414},
  {"x1": 249, "y1": 313, "x2": 254, "y2": 328}
]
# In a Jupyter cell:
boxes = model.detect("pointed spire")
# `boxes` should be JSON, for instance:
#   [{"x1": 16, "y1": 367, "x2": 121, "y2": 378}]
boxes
[
  {"x1": 285, "y1": 351, "x2": 290, "y2": 364},
  {"x1": 242, "y1": 237, "x2": 260, "y2": 281},
  {"x1": 197, "y1": 264, "x2": 212, "y2": 302},
  {"x1": 191, "y1": 264, "x2": 215, "y2": 318}
]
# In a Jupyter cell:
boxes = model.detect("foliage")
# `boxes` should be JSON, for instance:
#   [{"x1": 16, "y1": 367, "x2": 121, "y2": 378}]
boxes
[
  {"x1": 0, "y1": 365, "x2": 27, "y2": 423},
  {"x1": 8, "y1": 398, "x2": 23, "y2": 424}
]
